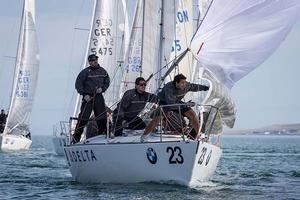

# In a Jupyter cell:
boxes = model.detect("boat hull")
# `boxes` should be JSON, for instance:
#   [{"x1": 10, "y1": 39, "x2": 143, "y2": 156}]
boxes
[
  {"x1": 64, "y1": 137, "x2": 221, "y2": 186},
  {"x1": 0, "y1": 134, "x2": 32, "y2": 150}
]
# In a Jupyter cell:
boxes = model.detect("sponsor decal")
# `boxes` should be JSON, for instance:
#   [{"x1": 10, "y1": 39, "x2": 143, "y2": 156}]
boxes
[
  {"x1": 146, "y1": 147, "x2": 157, "y2": 164},
  {"x1": 65, "y1": 149, "x2": 97, "y2": 164}
]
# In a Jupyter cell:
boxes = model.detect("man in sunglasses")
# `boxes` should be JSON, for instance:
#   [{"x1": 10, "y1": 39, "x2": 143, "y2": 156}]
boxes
[
  {"x1": 141, "y1": 73, "x2": 209, "y2": 142},
  {"x1": 113, "y1": 77, "x2": 157, "y2": 137},
  {"x1": 72, "y1": 54, "x2": 110, "y2": 144}
]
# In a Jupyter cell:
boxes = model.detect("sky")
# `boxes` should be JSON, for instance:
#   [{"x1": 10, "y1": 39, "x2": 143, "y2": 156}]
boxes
[{"x1": 0, "y1": 0, "x2": 299, "y2": 135}]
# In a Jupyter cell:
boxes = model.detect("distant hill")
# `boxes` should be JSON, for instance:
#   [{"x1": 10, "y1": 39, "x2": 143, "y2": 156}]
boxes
[{"x1": 224, "y1": 123, "x2": 300, "y2": 135}]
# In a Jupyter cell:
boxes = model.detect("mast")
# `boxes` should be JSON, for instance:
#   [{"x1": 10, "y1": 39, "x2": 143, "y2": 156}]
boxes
[
  {"x1": 140, "y1": 0, "x2": 145, "y2": 77},
  {"x1": 156, "y1": 0, "x2": 164, "y2": 90}
]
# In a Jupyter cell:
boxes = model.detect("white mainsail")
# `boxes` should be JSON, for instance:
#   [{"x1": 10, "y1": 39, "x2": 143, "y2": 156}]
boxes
[
  {"x1": 4, "y1": 0, "x2": 39, "y2": 136},
  {"x1": 72, "y1": 0, "x2": 129, "y2": 126},
  {"x1": 120, "y1": 0, "x2": 179, "y2": 93},
  {"x1": 87, "y1": 0, "x2": 128, "y2": 108},
  {"x1": 191, "y1": 0, "x2": 300, "y2": 88}
]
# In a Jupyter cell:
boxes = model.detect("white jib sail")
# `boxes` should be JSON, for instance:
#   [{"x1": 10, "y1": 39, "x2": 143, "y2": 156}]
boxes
[
  {"x1": 4, "y1": 0, "x2": 39, "y2": 135},
  {"x1": 191, "y1": 0, "x2": 300, "y2": 88}
]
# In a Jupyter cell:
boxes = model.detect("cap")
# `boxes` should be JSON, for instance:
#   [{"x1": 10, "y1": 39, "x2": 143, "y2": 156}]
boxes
[{"x1": 88, "y1": 54, "x2": 98, "y2": 61}]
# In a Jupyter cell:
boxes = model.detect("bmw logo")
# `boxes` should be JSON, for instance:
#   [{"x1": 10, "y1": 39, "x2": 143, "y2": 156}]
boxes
[{"x1": 146, "y1": 147, "x2": 157, "y2": 164}]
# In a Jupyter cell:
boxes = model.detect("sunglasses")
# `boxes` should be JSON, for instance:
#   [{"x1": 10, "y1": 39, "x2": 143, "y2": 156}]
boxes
[{"x1": 138, "y1": 83, "x2": 147, "y2": 86}]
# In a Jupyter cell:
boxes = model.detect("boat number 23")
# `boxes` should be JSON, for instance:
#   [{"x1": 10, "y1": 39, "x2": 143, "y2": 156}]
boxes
[{"x1": 166, "y1": 146, "x2": 184, "y2": 164}]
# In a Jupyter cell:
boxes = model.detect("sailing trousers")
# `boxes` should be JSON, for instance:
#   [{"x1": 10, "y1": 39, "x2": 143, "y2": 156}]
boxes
[{"x1": 73, "y1": 94, "x2": 107, "y2": 143}]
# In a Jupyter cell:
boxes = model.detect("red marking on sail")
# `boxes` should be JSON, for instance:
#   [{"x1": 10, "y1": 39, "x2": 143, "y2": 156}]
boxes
[{"x1": 197, "y1": 42, "x2": 204, "y2": 55}]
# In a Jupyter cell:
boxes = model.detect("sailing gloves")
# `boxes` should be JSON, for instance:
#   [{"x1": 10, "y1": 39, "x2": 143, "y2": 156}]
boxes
[
  {"x1": 84, "y1": 95, "x2": 91, "y2": 102},
  {"x1": 96, "y1": 87, "x2": 102, "y2": 94}
]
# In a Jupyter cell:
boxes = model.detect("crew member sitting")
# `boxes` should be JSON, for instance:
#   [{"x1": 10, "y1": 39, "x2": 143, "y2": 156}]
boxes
[{"x1": 113, "y1": 77, "x2": 157, "y2": 136}]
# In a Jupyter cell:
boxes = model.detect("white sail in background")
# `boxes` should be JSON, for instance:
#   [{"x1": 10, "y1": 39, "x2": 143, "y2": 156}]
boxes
[
  {"x1": 164, "y1": 0, "x2": 193, "y2": 82},
  {"x1": 4, "y1": 0, "x2": 39, "y2": 136},
  {"x1": 140, "y1": 0, "x2": 161, "y2": 92},
  {"x1": 154, "y1": 0, "x2": 178, "y2": 90},
  {"x1": 87, "y1": 0, "x2": 127, "y2": 108},
  {"x1": 120, "y1": 0, "x2": 179, "y2": 93},
  {"x1": 120, "y1": 0, "x2": 144, "y2": 93},
  {"x1": 191, "y1": 0, "x2": 300, "y2": 88}
]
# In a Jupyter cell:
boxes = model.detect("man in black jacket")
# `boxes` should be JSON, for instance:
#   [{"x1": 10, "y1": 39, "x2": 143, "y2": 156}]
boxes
[
  {"x1": 141, "y1": 73, "x2": 209, "y2": 141},
  {"x1": 73, "y1": 54, "x2": 110, "y2": 143},
  {"x1": 113, "y1": 77, "x2": 157, "y2": 136}
]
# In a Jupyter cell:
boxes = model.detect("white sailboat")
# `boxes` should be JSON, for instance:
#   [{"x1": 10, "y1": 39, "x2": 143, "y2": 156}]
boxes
[
  {"x1": 52, "y1": 0, "x2": 129, "y2": 155},
  {"x1": 0, "y1": 0, "x2": 39, "y2": 151},
  {"x1": 63, "y1": 0, "x2": 300, "y2": 186},
  {"x1": 64, "y1": 0, "x2": 223, "y2": 186}
]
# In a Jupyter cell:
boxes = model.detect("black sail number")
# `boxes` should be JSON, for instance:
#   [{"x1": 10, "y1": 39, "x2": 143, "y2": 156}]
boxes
[
  {"x1": 198, "y1": 147, "x2": 207, "y2": 165},
  {"x1": 166, "y1": 146, "x2": 184, "y2": 164}
]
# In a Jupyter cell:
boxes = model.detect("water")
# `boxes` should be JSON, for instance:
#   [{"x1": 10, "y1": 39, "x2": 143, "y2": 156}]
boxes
[{"x1": 1, "y1": 135, "x2": 299, "y2": 200}]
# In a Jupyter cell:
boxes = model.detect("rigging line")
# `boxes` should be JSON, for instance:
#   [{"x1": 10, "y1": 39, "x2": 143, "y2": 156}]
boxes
[
  {"x1": 0, "y1": 2, "x2": 23, "y2": 82},
  {"x1": 190, "y1": 0, "x2": 214, "y2": 42},
  {"x1": 177, "y1": 0, "x2": 193, "y2": 79},
  {"x1": 148, "y1": 48, "x2": 189, "y2": 86},
  {"x1": 120, "y1": 0, "x2": 144, "y2": 93},
  {"x1": 0, "y1": 2, "x2": 23, "y2": 108},
  {"x1": 61, "y1": 0, "x2": 89, "y2": 120}
]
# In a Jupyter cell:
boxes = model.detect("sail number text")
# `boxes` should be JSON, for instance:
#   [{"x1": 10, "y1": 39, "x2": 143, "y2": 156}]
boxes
[{"x1": 166, "y1": 146, "x2": 184, "y2": 164}]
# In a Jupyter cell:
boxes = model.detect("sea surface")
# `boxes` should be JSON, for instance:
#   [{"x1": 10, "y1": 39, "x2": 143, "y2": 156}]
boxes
[{"x1": 0, "y1": 135, "x2": 299, "y2": 200}]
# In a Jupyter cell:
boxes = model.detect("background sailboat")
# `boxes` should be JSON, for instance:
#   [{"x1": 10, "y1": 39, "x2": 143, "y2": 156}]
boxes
[{"x1": 0, "y1": 0, "x2": 39, "y2": 151}]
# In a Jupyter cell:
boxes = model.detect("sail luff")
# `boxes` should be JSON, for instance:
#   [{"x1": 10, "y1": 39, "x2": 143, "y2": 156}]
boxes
[
  {"x1": 72, "y1": 0, "x2": 97, "y2": 125},
  {"x1": 87, "y1": 0, "x2": 126, "y2": 108}
]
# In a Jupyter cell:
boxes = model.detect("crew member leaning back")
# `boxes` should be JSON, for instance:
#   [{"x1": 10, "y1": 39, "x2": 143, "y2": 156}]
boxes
[{"x1": 141, "y1": 73, "x2": 209, "y2": 141}]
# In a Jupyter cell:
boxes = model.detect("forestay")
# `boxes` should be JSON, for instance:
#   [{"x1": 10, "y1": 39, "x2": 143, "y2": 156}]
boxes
[{"x1": 164, "y1": 0, "x2": 193, "y2": 83}]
